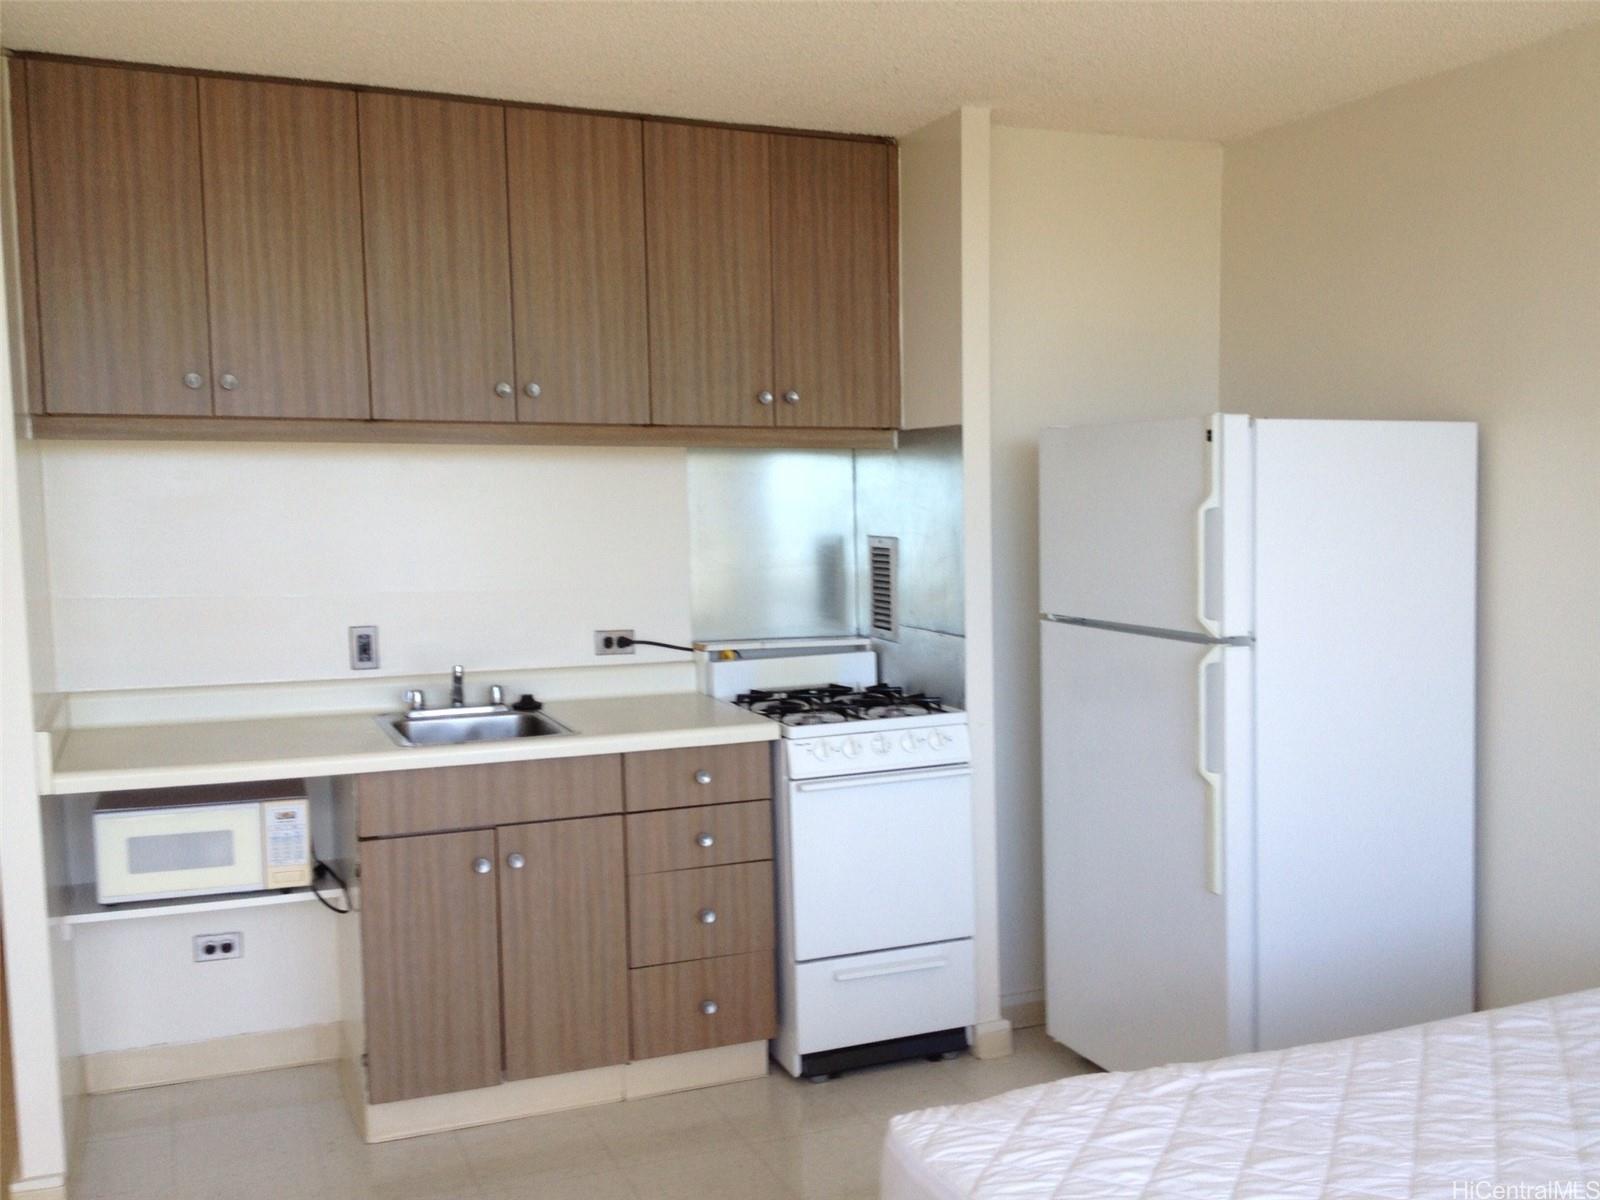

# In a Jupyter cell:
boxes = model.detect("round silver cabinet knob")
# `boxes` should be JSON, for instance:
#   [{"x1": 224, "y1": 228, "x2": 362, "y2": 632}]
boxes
[
  {"x1": 495, "y1": 381, "x2": 514, "y2": 398},
  {"x1": 694, "y1": 770, "x2": 713, "y2": 785},
  {"x1": 472, "y1": 857, "x2": 493, "y2": 875},
  {"x1": 506, "y1": 852, "x2": 526, "y2": 870},
  {"x1": 524, "y1": 382, "x2": 542, "y2": 399},
  {"x1": 697, "y1": 908, "x2": 717, "y2": 925},
  {"x1": 757, "y1": 390, "x2": 775, "y2": 406},
  {"x1": 782, "y1": 390, "x2": 800, "y2": 405},
  {"x1": 699, "y1": 999, "x2": 719, "y2": 1016},
  {"x1": 695, "y1": 832, "x2": 715, "y2": 848},
  {"x1": 183, "y1": 372, "x2": 204, "y2": 390},
  {"x1": 219, "y1": 373, "x2": 239, "y2": 391}
]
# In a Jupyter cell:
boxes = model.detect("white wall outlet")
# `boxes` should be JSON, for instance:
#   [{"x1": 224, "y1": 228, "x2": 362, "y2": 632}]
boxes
[
  {"x1": 594, "y1": 629, "x2": 635, "y2": 655},
  {"x1": 193, "y1": 933, "x2": 243, "y2": 962},
  {"x1": 349, "y1": 625, "x2": 379, "y2": 670}
]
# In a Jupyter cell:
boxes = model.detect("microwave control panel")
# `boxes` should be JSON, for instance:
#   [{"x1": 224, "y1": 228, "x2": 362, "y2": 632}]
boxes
[{"x1": 263, "y1": 799, "x2": 312, "y2": 888}]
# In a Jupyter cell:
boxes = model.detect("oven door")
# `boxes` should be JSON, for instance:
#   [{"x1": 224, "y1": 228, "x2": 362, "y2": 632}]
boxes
[
  {"x1": 783, "y1": 765, "x2": 975, "y2": 962},
  {"x1": 93, "y1": 802, "x2": 265, "y2": 903}
]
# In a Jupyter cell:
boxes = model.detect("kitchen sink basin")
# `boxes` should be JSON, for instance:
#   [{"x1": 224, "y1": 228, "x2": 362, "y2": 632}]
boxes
[{"x1": 379, "y1": 706, "x2": 572, "y2": 747}]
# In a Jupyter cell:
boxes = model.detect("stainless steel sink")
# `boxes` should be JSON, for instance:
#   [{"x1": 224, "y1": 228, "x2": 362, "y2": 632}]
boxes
[{"x1": 378, "y1": 705, "x2": 572, "y2": 747}]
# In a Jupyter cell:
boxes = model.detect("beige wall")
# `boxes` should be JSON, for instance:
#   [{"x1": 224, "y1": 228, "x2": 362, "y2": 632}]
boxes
[
  {"x1": 989, "y1": 125, "x2": 1223, "y2": 1008},
  {"x1": 1221, "y1": 26, "x2": 1600, "y2": 1008}
]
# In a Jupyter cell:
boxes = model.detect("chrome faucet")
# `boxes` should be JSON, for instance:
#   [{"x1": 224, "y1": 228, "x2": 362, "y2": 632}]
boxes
[{"x1": 450, "y1": 664, "x2": 466, "y2": 707}]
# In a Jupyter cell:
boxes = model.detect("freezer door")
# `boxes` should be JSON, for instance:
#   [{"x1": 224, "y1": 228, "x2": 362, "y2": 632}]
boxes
[
  {"x1": 1042, "y1": 619, "x2": 1254, "y2": 1070},
  {"x1": 1039, "y1": 414, "x2": 1253, "y2": 638}
]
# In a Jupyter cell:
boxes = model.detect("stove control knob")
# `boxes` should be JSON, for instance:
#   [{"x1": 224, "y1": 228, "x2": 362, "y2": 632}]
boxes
[
  {"x1": 871, "y1": 734, "x2": 891, "y2": 754},
  {"x1": 930, "y1": 729, "x2": 951, "y2": 748},
  {"x1": 900, "y1": 733, "x2": 917, "y2": 751},
  {"x1": 843, "y1": 738, "x2": 861, "y2": 757}
]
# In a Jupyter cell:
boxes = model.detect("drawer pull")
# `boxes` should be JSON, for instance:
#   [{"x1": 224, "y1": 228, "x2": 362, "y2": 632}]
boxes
[
  {"x1": 472, "y1": 857, "x2": 493, "y2": 875},
  {"x1": 694, "y1": 770, "x2": 713, "y2": 785},
  {"x1": 832, "y1": 956, "x2": 948, "y2": 983},
  {"x1": 699, "y1": 999, "x2": 719, "y2": 1016},
  {"x1": 695, "y1": 832, "x2": 715, "y2": 848},
  {"x1": 697, "y1": 908, "x2": 718, "y2": 925}
]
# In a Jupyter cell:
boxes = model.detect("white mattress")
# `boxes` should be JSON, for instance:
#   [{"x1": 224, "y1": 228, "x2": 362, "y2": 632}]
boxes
[{"x1": 884, "y1": 989, "x2": 1600, "y2": 1199}]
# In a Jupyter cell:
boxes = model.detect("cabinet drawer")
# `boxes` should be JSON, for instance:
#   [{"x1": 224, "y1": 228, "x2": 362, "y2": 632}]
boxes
[
  {"x1": 626, "y1": 801, "x2": 772, "y2": 875},
  {"x1": 629, "y1": 952, "x2": 776, "y2": 1061},
  {"x1": 357, "y1": 755, "x2": 623, "y2": 838},
  {"x1": 623, "y1": 742, "x2": 771, "y2": 812},
  {"x1": 628, "y1": 861, "x2": 773, "y2": 966}
]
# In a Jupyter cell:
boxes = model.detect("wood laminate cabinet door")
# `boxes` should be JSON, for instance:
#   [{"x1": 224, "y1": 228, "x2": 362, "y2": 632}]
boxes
[
  {"x1": 771, "y1": 136, "x2": 897, "y2": 429},
  {"x1": 498, "y1": 816, "x2": 629, "y2": 1080},
  {"x1": 359, "y1": 93, "x2": 515, "y2": 422},
  {"x1": 361, "y1": 829, "x2": 502, "y2": 1103},
  {"x1": 643, "y1": 122, "x2": 773, "y2": 427},
  {"x1": 506, "y1": 110, "x2": 648, "y2": 425},
  {"x1": 7, "y1": 62, "x2": 45, "y2": 414},
  {"x1": 199, "y1": 78, "x2": 369, "y2": 418},
  {"x1": 28, "y1": 61, "x2": 211, "y2": 415}
]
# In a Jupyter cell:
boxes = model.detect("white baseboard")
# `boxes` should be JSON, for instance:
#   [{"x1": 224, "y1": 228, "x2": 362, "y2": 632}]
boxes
[
  {"x1": 6, "y1": 1178, "x2": 66, "y2": 1198},
  {"x1": 1002, "y1": 991, "x2": 1045, "y2": 1030},
  {"x1": 82, "y1": 1023, "x2": 341, "y2": 1093},
  {"x1": 352, "y1": 1041, "x2": 770, "y2": 1143},
  {"x1": 971, "y1": 1018, "x2": 1014, "y2": 1060}
]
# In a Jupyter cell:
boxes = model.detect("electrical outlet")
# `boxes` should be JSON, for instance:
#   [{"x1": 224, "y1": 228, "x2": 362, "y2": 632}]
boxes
[
  {"x1": 193, "y1": 932, "x2": 243, "y2": 962},
  {"x1": 594, "y1": 629, "x2": 635, "y2": 656},
  {"x1": 349, "y1": 625, "x2": 379, "y2": 670}
]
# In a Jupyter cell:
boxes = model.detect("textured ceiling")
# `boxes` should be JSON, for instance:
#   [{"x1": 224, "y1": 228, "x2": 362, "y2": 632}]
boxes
[{"x1": 2, "y1": 1, "x2": 1597, "y2": 141}]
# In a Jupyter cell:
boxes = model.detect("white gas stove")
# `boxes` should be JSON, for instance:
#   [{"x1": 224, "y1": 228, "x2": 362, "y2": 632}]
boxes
[{"x1": 700, "y1": 641, "x2": 977, "y2": 1079}]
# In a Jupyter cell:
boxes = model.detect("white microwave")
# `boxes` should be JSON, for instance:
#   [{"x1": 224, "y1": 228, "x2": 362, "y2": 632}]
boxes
[{"x1": 93, "y1": 780, "x2": 312, "y2": 904}]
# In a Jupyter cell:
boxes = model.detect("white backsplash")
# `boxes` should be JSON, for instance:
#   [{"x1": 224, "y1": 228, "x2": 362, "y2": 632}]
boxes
[{"x1": 39, "y1": 441, "x2": 696, "y2": 693}]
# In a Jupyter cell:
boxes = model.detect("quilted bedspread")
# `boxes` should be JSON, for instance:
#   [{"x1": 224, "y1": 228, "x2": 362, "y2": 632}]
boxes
[{"x1": 883, "y1": 989, "x2": 1600, "y2": 1199}]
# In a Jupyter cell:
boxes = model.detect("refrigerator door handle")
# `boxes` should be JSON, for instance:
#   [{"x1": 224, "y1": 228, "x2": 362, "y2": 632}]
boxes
[
  {"x1": 1196, "y1": 423, "x2": 1223, "y2": 638},
  {"x1": 1197, "y1": 646, "x2": 1224, "y2": 895}
]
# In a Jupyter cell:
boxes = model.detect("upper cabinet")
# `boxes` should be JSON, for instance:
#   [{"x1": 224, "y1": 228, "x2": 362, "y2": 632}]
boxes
[
  {"x1": 28, "y1": 61, "x2": 212, "y2": 415},
  {"x1": 199, "y1": 78, "x2": 369, "y2": 418},
  {"x1": 14, "y1": 58, "x2": 900, "y2": 440},
  {"x1": 642, "y1": 124, "x2": 899, "y2": 430},
  {"x1": 644, "y1": 123, "x2": 775, "y2": 428},
  {"x1": 507, "y1": 110, "x2": 649, "y2": 425},
  {"x1": 771, "y1": 135, "x2": 898, "y2": 429},
  {"x1": 358, "y1": 93, "x2": 516, "y2": 423}
]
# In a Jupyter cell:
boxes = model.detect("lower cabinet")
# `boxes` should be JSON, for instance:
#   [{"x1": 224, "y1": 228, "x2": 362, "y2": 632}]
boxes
[
  {"x1": 360, "y1": 814, "x2": 627, "y2": 1103},
  {"x1": 629, "y1": 952, "x2": 777, "y2": 1061},
  {"x1": 499, "y1": 816, "x2": 628, "y2": 1081},
  {"x1": 360, "y1": 829, "x2": 503, "y2": 1103},
  {"x1": 358, "y1": 744, "x2": 775, "y2": 1105}
]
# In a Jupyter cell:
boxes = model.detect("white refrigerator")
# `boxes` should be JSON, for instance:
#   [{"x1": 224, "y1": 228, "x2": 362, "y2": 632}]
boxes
[{"x1": 1040, "y1": 414, "x2": 1477, "y2": 1071}]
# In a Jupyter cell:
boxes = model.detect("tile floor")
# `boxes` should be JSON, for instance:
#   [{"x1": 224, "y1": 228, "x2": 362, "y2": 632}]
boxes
[{"x1": 72, "y1": 1028, "x2": 1096, "y2": 1199}]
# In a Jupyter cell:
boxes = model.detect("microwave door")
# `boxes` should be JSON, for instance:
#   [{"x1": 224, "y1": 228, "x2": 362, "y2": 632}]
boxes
[{"x1": 94, "y1": 801, "x2": 265, "y2": 903}]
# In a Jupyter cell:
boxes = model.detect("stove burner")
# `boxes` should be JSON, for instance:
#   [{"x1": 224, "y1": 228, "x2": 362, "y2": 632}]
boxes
[
  {"x1": 734, "y1": 684, "x2": 952, "y2": 723},
  {"x1": 782, "y1": 710, "x2": 849, "y2": 726}
]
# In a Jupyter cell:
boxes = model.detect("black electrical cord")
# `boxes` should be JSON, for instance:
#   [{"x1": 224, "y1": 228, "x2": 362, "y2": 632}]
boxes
[
  {"x1": 309, "y1": 850, "x2": 352, "y2": 915},
  {"x1": 616, "y1": 635, "x2": 696, "y2": 653}
]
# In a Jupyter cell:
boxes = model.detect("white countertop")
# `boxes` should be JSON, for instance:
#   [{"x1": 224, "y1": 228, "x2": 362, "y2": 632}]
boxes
[{"x1": 43, "y1": 692, "x2": 778, "y2": 795}]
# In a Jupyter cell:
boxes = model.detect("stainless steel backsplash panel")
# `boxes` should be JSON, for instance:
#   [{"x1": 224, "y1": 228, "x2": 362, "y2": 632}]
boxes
[
  {"x1": 876, "y1": 625, "x2": 967, "y2": 706},
  {"x1": 687, "y1": 449, "x2": 858, "y2": 641},
  {"x1": 854, "y1": 426, "x2": 963, "y2": 637}
]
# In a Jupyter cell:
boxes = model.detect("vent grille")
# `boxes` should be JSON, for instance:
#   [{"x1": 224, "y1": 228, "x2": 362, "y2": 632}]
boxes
[{"x1": 867, "y1": 536, "x2": 899, "y2": 642}]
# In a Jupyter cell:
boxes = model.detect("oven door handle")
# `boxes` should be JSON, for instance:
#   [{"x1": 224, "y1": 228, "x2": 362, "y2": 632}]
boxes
[
  {"x1": 793, "y1": 766, "x2": 973, "y2": 792},
  {"x1": 832, "y1": 956, "x2": 950, "y2": 982}
]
